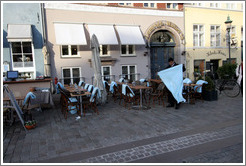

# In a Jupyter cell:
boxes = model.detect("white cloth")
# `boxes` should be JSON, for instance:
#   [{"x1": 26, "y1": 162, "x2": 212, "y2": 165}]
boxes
[
  {"x1": 84, "y1": 83, "x2": 90, "y2": 90},
  {"x1": 139, "y1": 79, "x2": 145, "y2": 83},
  {"x1": 158, "y1": 64, "x2": 186, "y2": 103},
  {"x1": 110, "y1": 81, "x2": 117, "y2": 93},
  {"x1": 183, "y1": 78, "x2": 192, "y2": 84},
  {"x1": 90, "y1": 87, "x2": 101, "y2": 102},
  {"x1": 195, "y1": 80, "x2": 208, "y2": 93},
  {"x1": 119, "y1": 78, "x2": 124, "y2": 83},
  {"x1": 236, "y1": 64, "x2": 243, "y2": 85},
  {"x1": 23, "y1": 92, "x2": 36, "y2": 106},
  {"x1": 88, "y1": 85, "x2": 94, "y2": 92},
  {"x1": 122, "y1": 84, "x2": 135, "y2": 97}
]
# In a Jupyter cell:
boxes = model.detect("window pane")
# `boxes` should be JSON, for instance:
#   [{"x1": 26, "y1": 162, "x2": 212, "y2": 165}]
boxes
[
  {"x1": 211, "y1": 34, "x2": 215, "y2": 46},
  {"x1": 103, "y1": 67, "x2": 110, "y2": 82},
  {"x1": 13, "y1": 55, "x2": 23, "y2": 67},
  {"x1": 193, "y1": 25, "x2": 198, "y2": 31},
  {"x1": 12, "y1": 42, "x2": 22, "y2": 53},
  {"x1": 167, "y1": 3, "x2": 171, "y2": 8},
  {"x1": 71, "y1": 45, "x2": 77, "y2": 55},
  {"x1": 22, "y1": 42, "x2": 32, "y2": 53},
  {"x1": 128, "y1": 45, "x2": 134, "y2": 54},
  {"x1": 199, "y1": 34, "x2": 204, "y2": 46},
  {"x1": 199, "y1": 25, "x2": 204, "y2": 32},
  {"x1": 173, "y1": 3, "x2": 178, "y2": 9},
  {"x1": 63, "y1": 69, "x2": 71, "y2": 85},
  {"x1": 62, "y1": 45, "x2": 69, "y2": 55},
  {"x1": 150, "y1": 3, "x2": 155, "y2": 7},
  {"x1": 144, "y1": 3, "x2": 148, "y2": 7},
  {"x1": 194, "y1": 60, "x2": 205, "y2": 76},
  {"x1": 216, "y1": 34, "x2": 220, "y2": 46},
  {"x1": 216, "y1": 26, "x2": 220, "y2": 32},
  {"x1": 24, "y1": 54, "x2": 33, "y2": 67},
  {"x1": 210, "y1": 26, "x2": 215, "y2": 33},
  {"x1": 119, "y1": 3, "x2": 124, "y2": 5},
  {"x1": 72, "y1": 68, "x2": 80, "y2": 84},
  {"x1": 193, "y1": 34, "x2": 198, "y2": 46},
  {"x1": 130, "y1": 66, "x2": 136, "y2": 81},
  {"x1": 121, "y1": 45, "x2": 127, "y2": 54},
  {"x1": 122, "y1": 66, "x2": 128, "y2": 79},
  {"x1": 102, "y1": 45, "x2": 108, "y2": 55}
]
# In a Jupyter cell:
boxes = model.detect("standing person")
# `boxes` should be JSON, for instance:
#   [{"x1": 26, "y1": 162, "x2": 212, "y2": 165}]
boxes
[
  {"x1": 165, "y1": 58, "x2": 186, "y2": 109},
  {"x1": 236, "y1": 60, "x2": 243, "y2": 96}
]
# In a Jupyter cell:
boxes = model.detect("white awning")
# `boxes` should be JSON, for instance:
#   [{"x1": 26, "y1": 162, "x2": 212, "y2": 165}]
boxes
[
  {"x1": 7, "y1": 24, "x2": 32, "y2": 42},
  {"x1": 87, "y1": 24, "x2": 118, "y2": 45},
  {"x1": 54, "y1": 23, "x2": 87, "y2": 45},
  {"x1": 115, "y1": 25, "x2": 145, "y2": 45}
]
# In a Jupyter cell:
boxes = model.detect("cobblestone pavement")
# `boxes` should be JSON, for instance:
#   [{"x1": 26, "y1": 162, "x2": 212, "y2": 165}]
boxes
[
  {"x1": 2, "y1": 92, "x2": 243, "y2": 163},
  {"x1": 80, "y1": 125, "x2": 242, "y2": 163}
]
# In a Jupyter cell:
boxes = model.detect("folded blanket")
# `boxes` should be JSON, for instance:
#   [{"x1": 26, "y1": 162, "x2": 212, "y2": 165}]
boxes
[
  {"x1": 23, "y1": 92, "x2": 36, "y2": 106},
  {"x1": 110, "y1": 81, "x2": 117, "y2": 93}
]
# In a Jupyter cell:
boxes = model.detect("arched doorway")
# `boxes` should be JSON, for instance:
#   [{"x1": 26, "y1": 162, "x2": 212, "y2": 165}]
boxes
[{"x1": 150, "y1": 30, "x2": 176, "y2": 78}]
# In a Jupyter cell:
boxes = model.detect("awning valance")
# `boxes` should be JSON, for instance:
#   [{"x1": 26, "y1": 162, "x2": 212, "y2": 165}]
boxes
[
  {"x1": 115, "y1": 25, "x2": 145, "y2": 45},
  {"x1": 54, "y1": 23, "x2": 87, "y2": 45},
  {"x1": 7, "y1": 24, "x2": 32, "y2": 42},
  {"x1": 87, "y1": 24, "x2": 118, "y2": 45}
]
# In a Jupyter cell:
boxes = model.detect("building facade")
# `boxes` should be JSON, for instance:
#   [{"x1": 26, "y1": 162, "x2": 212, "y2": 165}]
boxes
[
  {"x1": 184, "y1": 2, "x2": 244, "y2": 81},
  {"x1": 2, "y1": 3, "x2": 46, "y2": 79},
  {"x1": 44, "y1": 3, "x2": 185, "y2": 85}
]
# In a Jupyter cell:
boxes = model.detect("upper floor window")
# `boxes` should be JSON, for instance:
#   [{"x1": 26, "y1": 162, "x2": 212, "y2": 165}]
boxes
[
  {"x1": 210, "y1": 25, "x2": 221, "y2": 47},
  {"x1": 210, "y1": 3, "x2": 220, "y2": 8},
  {"x1": 192, "y1": 3, "x2": 203, "y2": 7},
  {"x1": 121, "y1": 45, "x2": 135, "y2": 56},
  {"x1": 61, "y1": 45, "x2": 79, "y2": 57},
  {"x1": 118, "y1": 3, "x2": 132, "y2": 6},
  {"x1": 167, "y1": 3, "x2": 178, "y2": 9},
  {"x1": 144, "y1": 3, "x2": 155, "y2": 8},
  {"x1": 226, "y1": 3, "x2": 235, "y2": 9},
  {"x1": 100, "y1": 45, "x2": 110, "y2": 56},
  {"x1": 11, "y1": 42, "x2": 34, "y2": 68},
  {"x1": 193, "y1": 24, "x2": 204, "y2": 47},
  {"x1": 226, "y1": 26, "x2": 236, "y2": 46}
]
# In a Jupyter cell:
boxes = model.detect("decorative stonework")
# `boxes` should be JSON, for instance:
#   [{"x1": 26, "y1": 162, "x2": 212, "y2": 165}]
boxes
[{"x1": 144, "y1": 20, "x2": 185, "y2": 44}]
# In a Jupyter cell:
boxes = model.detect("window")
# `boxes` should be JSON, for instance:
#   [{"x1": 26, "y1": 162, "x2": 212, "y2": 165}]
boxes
[
  {"x1": 194, "y1": 60, "x2": 205, "y2": 77},
  {"x1": 62, "y1": 67, "x2": 81, "y2": 85},
  {"x1": 192, "y1": 3, "x2": 203, "y2": 7},
  {"x1": 210, "y1": 25, "x2": 221, "y2": 47},
  {"x1": 167, "y1": 3, "x2": 178, "y2": 9},
  {"x1": 100, "y1": 45, "x2": 110, "y2": 56},
  {"x1": 144, "y1": 3, "x2": 155, "y2": 8},
  {"x1": 61, "y1": 45, "x2": 79, "y2": 57},
  {"x1": 11, "y1": 42, "x2": 34, "y2": 68},
  {"x1": 121, "y1": 65, "x2": 137, "y2": 82},
  {"x1": 121, "y1": 45, "x2": 135, "y2": 56},
  {"x1": 118, "y1": 3, "x2": 132, "y2": 6},
  {"x1": 226, "y1": 3, "x2": 235, "y2": 9},
  {"x1": 210, "y1": 3, "x2": 220, "y2": 8},
  {"x1": 193, "y1": 25, "x2": 204, "y2": 47},
  {"x1": 101, "y1": 66, "x2": 111, "y2": 82}
]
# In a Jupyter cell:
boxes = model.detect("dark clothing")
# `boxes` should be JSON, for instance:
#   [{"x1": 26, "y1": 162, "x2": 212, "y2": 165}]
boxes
[{"x1": 165, "y1": 62, "x2": 186, "y2": 108}]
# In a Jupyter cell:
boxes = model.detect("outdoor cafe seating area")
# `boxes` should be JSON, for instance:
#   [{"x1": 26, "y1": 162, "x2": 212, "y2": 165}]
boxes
[{"x1": 3, "y1": 77, "x2": 208, "y2": 131}]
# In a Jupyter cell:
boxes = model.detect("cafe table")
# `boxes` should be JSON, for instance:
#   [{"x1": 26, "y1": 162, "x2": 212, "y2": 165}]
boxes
[
  {"x1": 69, "y1": 88, "x2": 91, "y2": 117},
  {"x1": 130, "y1": 85, "x2": 152, "y2": 110}
]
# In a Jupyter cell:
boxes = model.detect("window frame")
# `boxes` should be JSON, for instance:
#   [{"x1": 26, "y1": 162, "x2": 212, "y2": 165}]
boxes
[
  {"x1": 60, "y1": 45, "x2": 80, "y2": 58},
  {"x1": 166, "y1": 3, "x2": 178, "y2": 9},
  {"x1": 210, "y1": 25, "x2": 221, "y2": 47},
  {"x1": 61, "y1": 67, "x2": 82, "y2": 85},
  {"x1": 118, "y1": 3, "x2": 132, "y2": 6},
  {"x1": 101, "y1": 66, "x2": 112, "y2": 82},
  {"x1": 121, "y1": 65, "x2": 137, "y2": 81},
  {"x1": 194, "y1": 59, "x2": 205, "y2": 77},
  {"x1": 10, "y1": 41, "x2": 35, "y2": 73},
  {"x1": 143, "y1": 3, "x2": 156, "y2": 8},
  {"x1": 100, "y1": 45, "x2": 110, "y2": 57},
  {"x1": 193, "y1": 24, "x2": 205, "y2": 47},
  {"x1": 120, "y1": 45, "x2": 136, "y2": 56}
]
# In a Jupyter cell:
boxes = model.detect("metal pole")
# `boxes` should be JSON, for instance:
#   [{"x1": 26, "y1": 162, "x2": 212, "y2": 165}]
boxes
[{"x1": 228, "y1": 29, "x2": 231, "y2": 63}]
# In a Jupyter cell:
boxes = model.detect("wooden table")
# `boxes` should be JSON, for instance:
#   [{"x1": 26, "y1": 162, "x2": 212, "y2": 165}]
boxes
[
  {"x1": 148, "y1": 79, "x2": 162, "y2": 84},
  {"x1": 3, "y1": 96, "x2": 25, "y2": 107},
  {"x1": 69, "y1": 90, "x2": 91, "y2": 117},
  {"x1": 130, "y1": 85, "x2": 152, "y2": 110}
]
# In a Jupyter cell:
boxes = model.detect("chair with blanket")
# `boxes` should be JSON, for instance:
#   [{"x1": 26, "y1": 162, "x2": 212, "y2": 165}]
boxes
[
  {"x1": 148, "y1": 83, "x2": 165, "y2": 107},
  {"x1": 192, "y1": 80, "x2": 208, "y2": 102},
  {"x1": 82, "y1": 87, "x2": 100, "y2": 116},
  {"x1": 59, "y1": 88, "x2": 80, "y2": 119},
  {"x1": 122, "y1": 84, "x2": 138, "y2": 109}
]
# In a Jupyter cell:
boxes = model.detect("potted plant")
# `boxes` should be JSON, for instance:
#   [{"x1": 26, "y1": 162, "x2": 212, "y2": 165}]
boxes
[
  {"x1": 217, "y1": 63, "x2": 237, "y2": 79},
  {"x1": 24, "y1": 120, "x2": 36, "y2": 130},
  {"x1": 202, "y1": 76, "x2": 218, "y2": 101}
]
